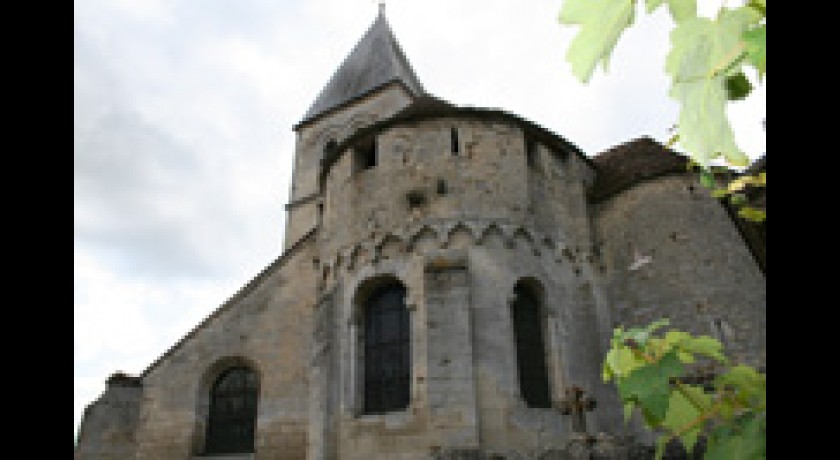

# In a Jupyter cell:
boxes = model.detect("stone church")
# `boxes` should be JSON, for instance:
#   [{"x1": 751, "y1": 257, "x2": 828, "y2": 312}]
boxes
[{"x1": 75, "y1": 7, "x2": 765, "y2": 460}]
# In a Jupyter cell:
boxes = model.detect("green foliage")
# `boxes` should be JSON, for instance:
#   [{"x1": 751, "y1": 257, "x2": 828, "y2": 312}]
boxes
[
  {"x1": 737, "y1": 206, "x2": 766, "y2": 222},
  {"x1": 645, "y1": 0, "x2": 696, "y2": 22},
  {"x1": 665, "y1": 6, "x2": 759, "y2": 168},
  {"x1": 558, "y1": 0, "x2": 766, "y2": 219},
  {"x1": 558, "y1": 0, "x2": 636, "y2": 83},
  {"x1": 704, "y1": 412, "x2": 766, "y2": 459},
  {"x1": 618, "y1": 351, "x2": 683, "y2": 423},
  {"x1": 602, "y1": 319, "x2": 766, "y2": 459},
  {"x1": 743, "y1": 25, "x2": 766, "y2": 79},
  {"x1": 661, "y1": 384, "x2": 710, "y2": 452},
  {"x1": 725, "y1": 72, "x2": 753, "y2": 101},
  {"x1": 698, "y1": 170, "x2": 715, "y2": 189},
  {"x1": 709, "y1": 171, "x2": 766, "y2": 222}
]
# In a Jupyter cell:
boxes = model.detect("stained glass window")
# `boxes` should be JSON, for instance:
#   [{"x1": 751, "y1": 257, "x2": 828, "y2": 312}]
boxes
[
  {"x1": 512, "y1": 283, "x2": 551, "y2": 408},
  {"x1": 363, "y1": 283, "x2": 410, "y2": 414},
  {"x1": 205, "y1": 367, "x2": 259, "y2": 454}
]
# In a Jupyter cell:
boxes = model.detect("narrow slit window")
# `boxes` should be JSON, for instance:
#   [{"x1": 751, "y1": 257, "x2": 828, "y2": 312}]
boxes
[
  {"x1": 451, "y1": 127, "x2": 459, "y2": 155},
  {"x1": 525, "y1": 138, "x2": 537, "y2": 168},
  {"x1": 324, "y1": 139, "x2": 337, "y2": 160},
  {"x1": 355, "y1": 136, "x2": 377, "y2": 172}
]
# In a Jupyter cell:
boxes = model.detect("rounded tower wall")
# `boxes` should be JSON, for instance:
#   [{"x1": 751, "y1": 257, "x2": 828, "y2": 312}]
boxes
[
  {"x1": 314, "y1": 213, "x2": 608, "y2": 458},
  {"x1": 320, "y1": 117, "x2": 580, "y2": 264}
]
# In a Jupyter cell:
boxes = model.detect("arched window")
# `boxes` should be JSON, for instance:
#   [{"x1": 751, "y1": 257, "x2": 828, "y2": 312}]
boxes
[
  {"x1": 363, "y1": 282, "x2": 410, "y2": 414},
  {"x1": 205, "y1": 366, "x2": 259, "y2": 454},
  {"x1": 511, "y1": 281, "x2": 551, "y2": 408}
]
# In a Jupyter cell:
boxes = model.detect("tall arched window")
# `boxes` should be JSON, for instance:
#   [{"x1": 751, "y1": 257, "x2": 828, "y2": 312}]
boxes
[
  {"x1": 511, "y1": 281, "x2": 551, "y2": 408},
  {"x1": 363, "y1": 281, "x2": 410, "y2": 414},
  {"x1": 205, "y1": 366, "x2": 259, "y2": 454}
]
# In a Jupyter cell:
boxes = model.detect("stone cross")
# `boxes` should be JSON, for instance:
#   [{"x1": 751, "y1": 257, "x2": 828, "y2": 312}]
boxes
[{"x1": 557, "y1": 386, "x2": 597, "y2": 434}]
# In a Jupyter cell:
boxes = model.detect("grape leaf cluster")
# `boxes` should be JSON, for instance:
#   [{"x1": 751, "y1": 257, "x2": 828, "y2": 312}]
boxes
[
  {"x1": 559, "y1": 0, "x2": 766, "y2": 221},
  {"x1": 603, "y1": 319, "x2": 766, "y2": 459}
]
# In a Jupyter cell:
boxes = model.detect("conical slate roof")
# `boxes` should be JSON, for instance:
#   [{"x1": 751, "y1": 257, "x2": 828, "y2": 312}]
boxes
[{"x1": 296, "y1": 7, "x2": 426, "y2": 128}]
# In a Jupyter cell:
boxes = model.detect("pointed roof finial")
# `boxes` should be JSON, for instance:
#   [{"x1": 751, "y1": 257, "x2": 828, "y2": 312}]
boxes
[{"x1": 296, "y1": 0, "x2": 427, "y2": 128}]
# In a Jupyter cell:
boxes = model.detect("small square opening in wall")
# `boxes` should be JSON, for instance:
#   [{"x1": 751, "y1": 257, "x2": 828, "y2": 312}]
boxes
[
  {"x1": 436, "y1": 179, "x2": 447, "y2": 196},
  {"x1": 354, "y1": 136, "x2": 377, "y2": 172},
  {"x1": 406, "y1": 189, "x2": 427, "y2": 208}
]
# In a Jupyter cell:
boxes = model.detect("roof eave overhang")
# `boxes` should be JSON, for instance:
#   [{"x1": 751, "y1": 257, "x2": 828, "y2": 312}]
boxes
[{"x1": 293, "y1": 79, "x2": 421, "y2": 132}]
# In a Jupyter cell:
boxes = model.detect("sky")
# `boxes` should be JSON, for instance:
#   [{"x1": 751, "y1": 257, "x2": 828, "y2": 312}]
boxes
[{"x1": 74, "y1": 0, "x2": 765, "y2": 438}]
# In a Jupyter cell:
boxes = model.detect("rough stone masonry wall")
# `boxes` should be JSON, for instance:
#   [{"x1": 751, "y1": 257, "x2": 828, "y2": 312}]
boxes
[
  {"x1": 283, "y1": 85, "x2": 415, "y2": 250},
  {"x1": 327, "y1": 249, "x2": 430, "y2": 460},
  {"x1": 309, "y1": 285, "x2": 339, "y2": 460},
  {"x1": 468, "y1": 236, "x2": 597, "y2": 457},
  {"x1": 306, "y1": 114, "x2": 632, "y2": 458},
  {"x1": 312, "y1": 215, "x2": 613, "y2": 457},
  {"x1": 132, "y1": 239, "x2": 318, "y2": 460},
  {"x1": 321, "y1": 118, "x2": 531, "y2": 259},
  {"x1": 75, "y1": 380, "x2": 143, "y2": 460},
  {"x1": 595, "y1": 175, "x2": 766, "y2": 369},
  {"x1": 527, "y1": 142, "x2": 596, "y2": 250},
  {"x1": 424, "y1": 255, "x2": 479, "y2": 451},
  {"x1": 320, "y1": 117, "x2": 599, "y2": 263},
  {"x1": 313, "y1": 249, "x2": 484, "y2": 460}
]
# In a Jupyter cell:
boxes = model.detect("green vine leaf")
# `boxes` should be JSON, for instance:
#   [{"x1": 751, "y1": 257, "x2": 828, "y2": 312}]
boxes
[
  {"x1": 654, "y1": 436, "x2": 669, "y2": 460},
  {"x1": 645, "y1": 0, "x2": 697, "y2": 23},
  {"x1": 711, "y1": 188, "x2": 729, "y2": 198},
  {"x1": 728, "y1": 193, "x2": 747, "y2": 206},
  {"x1": 600, "y1": 319, "x2": 765, "y2": 460},
  {"x1": 743, "y1": 25, "x2": 766, "y2": 80},
  {"x1": 624, "y1": 402, "x2": 635, "y2": 423},
  {"x1": 699, "y1": 171, "x2": 716, "y2": 188},
  {"x1": 559, "y1": 0, "x2": 636, "y2": 83},
  {"x1": 704, "y1": 413, "x2": 766, "y2": 460},
  {"x1": 738, "y1": 206, "x2": 766, "y2": 222},
  {"x1": 665, "y1": 7, "x2": 760, "y2": 167},
  {"x1": 679, "y1": 335, "x2": 727, "y2": 363},
  {"x1": 604, "y1": 346, "x2": 646, "y2": 381},
  {"x1": 661, "y1": 384, "x2": 711, "y2": 453},
  {"x1": 725, "y1": 72, "x2": 753, "y2": 101},
  {"x1": 747, "y1": 0, "x2": 766, "y2": 17},
  {"x1": 717, "y1": 365, "x2": 766, "y2": 409},
  {"x1": 618, "y1": 351, "x2": 683, "y2": 424}
]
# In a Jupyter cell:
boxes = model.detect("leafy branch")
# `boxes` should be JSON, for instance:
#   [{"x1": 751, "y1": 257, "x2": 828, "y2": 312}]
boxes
[
  {"x1": 558, "y1": 0, "x2": 766, "y2": 222},
  {"x1": 603, "y1": 319, "x2": 766, "y2": 459}
]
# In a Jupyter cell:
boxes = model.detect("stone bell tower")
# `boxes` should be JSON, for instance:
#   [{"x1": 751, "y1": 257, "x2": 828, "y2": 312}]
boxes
[{"x1": 282, "y1": 3, "x2": 426, "y2": 251}]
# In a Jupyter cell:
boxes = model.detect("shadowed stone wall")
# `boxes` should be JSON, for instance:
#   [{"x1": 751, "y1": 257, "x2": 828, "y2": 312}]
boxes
[
  {"x1": 595, "y1": 175, "x2": 766, "y2": 369},
  {"x1": 75, "y1": 377, "x2": 143, "y2": 460},
  {"x1": 131, "y1": 238, "x2": 317, "y2": 460}
]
